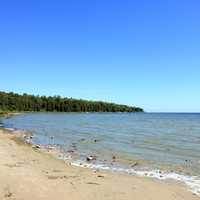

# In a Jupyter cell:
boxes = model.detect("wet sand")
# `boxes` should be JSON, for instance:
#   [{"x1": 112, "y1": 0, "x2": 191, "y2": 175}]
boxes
[{"x1": 0, "y1": 129, "x2": 199, "y2": 200}]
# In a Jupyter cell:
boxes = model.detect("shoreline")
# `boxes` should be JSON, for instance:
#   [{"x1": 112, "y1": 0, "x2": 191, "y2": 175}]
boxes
[
  {"x1": 0, "y1": 128, "x2": 199, "y2": 199},
  {"x1": 2, "y1": 119, "x2": 200, "y2": 197},
  {"x1": 0, "y1": 111, "x2": 23, "y2": 117}
]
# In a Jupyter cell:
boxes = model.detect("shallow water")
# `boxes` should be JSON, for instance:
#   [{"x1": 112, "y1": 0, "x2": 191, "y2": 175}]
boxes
[{"x1": 1, "y1": 112, "x2": 200, "y2": 194}]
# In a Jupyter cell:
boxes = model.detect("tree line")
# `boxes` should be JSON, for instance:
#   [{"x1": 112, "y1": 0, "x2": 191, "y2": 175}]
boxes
[{"x1": 0, "y1": 91, "x2": 143, "y2": 113}]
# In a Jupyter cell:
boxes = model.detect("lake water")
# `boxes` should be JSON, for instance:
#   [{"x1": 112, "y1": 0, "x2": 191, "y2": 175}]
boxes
[{"x1": 1, "y1": 113, "x2": 200, "y2": 194}]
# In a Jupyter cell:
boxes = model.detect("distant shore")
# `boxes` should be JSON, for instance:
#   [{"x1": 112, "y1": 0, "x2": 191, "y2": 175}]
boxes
[
  {"x1": 0, "y1": 127, "x2": 198, "y2": 200},
  {"x1": 0, "y1": 91, "x2": 144, "y2": 113}
]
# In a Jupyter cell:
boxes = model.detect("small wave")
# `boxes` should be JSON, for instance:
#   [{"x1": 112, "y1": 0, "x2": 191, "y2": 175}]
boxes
[
  {"x1": 4, "y1": 127, "x2": 15, "y2": 131},
  {"x1": 71, "y1": 160, "x2": 200, "y2": 196}
]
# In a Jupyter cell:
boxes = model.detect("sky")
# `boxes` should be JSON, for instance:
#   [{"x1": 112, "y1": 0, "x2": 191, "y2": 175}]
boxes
[{"x1": 0, "y1": 0, "x2": 200, "y2": 112}]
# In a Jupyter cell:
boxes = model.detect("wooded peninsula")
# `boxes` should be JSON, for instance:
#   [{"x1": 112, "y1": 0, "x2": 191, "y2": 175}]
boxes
[{"x1": 0, "y1": 91, "x2": 143, "y2": 113}]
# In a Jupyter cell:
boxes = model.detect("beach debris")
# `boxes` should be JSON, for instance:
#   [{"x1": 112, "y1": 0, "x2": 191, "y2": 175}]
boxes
[
  {"x1": 46, "y1": 145, "x2": 56, "y2": 150},
  {"x1": 97, "y1": 175, "x2": 104, "y2": 178},
  {"x1": 67, "y1": 149, "x2": 75, "y2": 153},
  {"x1": 4, "y1": 187, "x2": 13, "y2": 198},
  {"x1": 112, "y1": 156, "x2": 116, "y2": 160},
  {"x1": 32, "y1": 144, "x2": 41, "y2": 149},
  {"x1": 94, "y1": 139, "x2": 101, "y2": 143},
  {"x1": 86, "y1": 182, "x2": 100, "y2": 185},
  {"x1": 111, "y1": 156, "x2": 116, "y2": 165},
  {"x1": 131, "y1": 162, "x2": 139, "y2": 168},
  {"x1": 66, "y1": 147, "x2": 79, "y2": 159},
  {"x1": 157, "y1": 170, "x2": 164, "y2": 178},
  {"x1": 86, "y1": 155, "x2": 96, "y2": 162}
]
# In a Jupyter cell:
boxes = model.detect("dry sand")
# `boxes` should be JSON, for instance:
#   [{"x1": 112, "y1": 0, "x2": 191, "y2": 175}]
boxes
[{"x1": 0, "y1": 129, "x2": 199, "y2": 200}]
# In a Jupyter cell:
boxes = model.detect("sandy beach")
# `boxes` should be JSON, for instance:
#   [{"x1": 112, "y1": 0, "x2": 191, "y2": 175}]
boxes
[{"x1": 0, "y1": 129, "x2": 198, "y2": 200}]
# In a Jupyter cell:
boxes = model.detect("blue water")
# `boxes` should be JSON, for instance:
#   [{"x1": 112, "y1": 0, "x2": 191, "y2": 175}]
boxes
[{"x1": 1, "y1": 112, "x2": 200, "y2": 176}]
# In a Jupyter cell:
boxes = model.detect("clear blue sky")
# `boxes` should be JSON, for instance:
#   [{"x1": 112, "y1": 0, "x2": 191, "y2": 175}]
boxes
[{"x1": 0, "y1": 0, "x2": 200, "y2": 112}]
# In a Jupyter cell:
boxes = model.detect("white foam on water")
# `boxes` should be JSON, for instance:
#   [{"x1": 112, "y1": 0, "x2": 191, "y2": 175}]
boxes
[
  {"x1": 71, "y1": 160, "x2": 200, "y2": 196},
  {"x1": 4, "y1": 127, "x2": 15, "y2": 131}
]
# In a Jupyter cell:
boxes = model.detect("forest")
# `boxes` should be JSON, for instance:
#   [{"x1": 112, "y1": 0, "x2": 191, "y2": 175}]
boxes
[{"x1": 0, "y1": 91, "x2": 143, "y2": 113}]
